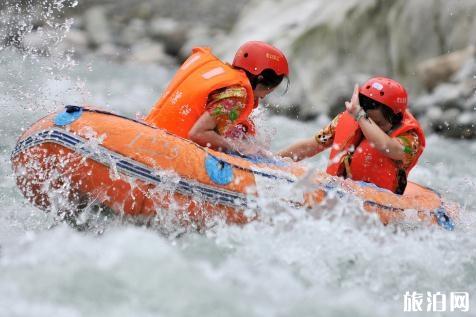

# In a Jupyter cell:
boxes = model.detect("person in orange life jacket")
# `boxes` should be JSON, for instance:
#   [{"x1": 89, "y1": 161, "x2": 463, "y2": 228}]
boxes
[
  {"x1": 278, "y1": 77, "x2": 426, "y2": 194},
  {"x1": 145, "y1": 41, "x2": 289, "y2": 154}
]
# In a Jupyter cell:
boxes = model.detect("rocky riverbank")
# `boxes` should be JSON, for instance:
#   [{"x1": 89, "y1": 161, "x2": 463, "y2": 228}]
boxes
[{"x1": 1, "y1": 0, "x2": 475, "y2": 138}]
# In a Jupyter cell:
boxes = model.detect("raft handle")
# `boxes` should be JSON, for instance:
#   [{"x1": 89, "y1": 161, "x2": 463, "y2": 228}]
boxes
[
  {"x1": 65, "y1": 105, "x2": 83, "y2": 113},
  {"x1": 434, "y1": 207, "x2": 455, "y2": 231}
]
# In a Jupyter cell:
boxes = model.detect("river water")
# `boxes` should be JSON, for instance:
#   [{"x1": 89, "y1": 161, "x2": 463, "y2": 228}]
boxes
[{"x1": 1, "y1": 19, "x2": 476, "y2": 317}]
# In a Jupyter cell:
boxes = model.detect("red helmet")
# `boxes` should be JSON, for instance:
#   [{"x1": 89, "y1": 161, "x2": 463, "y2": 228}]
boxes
[
  {"x1": 232, "y1": 41, "x2": 289, "y2": 76},
  {"x1": 359, "y1": 77, "x2": 408, "y2": 114}
]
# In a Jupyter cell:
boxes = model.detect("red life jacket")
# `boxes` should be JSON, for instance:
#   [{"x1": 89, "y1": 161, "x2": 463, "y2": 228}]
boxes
[
  {"x1": 145, "y1": 47, "x2": 255, "y2": 139},
  {"x1": 326, "y1": 111, "x2": 426, "y2": 193}
]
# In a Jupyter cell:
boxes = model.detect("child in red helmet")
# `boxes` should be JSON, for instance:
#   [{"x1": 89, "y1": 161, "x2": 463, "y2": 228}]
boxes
[
  {"x1": 145, "y1": 41, "x2": 289, "y2": 154},
  {"x1": 279, "y1": 77, "x2": 426, "y2": 194}
]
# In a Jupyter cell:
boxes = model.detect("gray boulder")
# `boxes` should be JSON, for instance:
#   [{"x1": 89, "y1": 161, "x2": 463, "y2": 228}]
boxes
[
  {"x1": 218, "y1": 0, "x2": 476, "y2": 117},
  {"x1": 128, "y1": 40, "x2": 175, "y2": 65},
  {"x1": 441, "y1": 108, "x2": 461, "y2": 124},
  {"x1": 463, "y1": 94, "x2": 476, "y2": 112},
  {"x1": 417, "y1": 46, "x2": 475, "y2": 90},
  {"x1": 425, "y1": 106, "x2": 443, "y2": 123},
  {"x1": 179, "y1": 25, "x2": 226, "y2": 61},
  {"x1": 452, "y1": 56, "x2": 476, "y2": 82},
  {"x1": 457, "y1": 111, "x2": 476, "y2": 126},
  {"x1": 431, "y1": 83, "x2": 466, "y2": 111},
  {"x1": 119, "y1": 19, "x2": 147, "y2": 47},
  {"x1": 84, "y1": 6, "x2": 112, "y2": 48},
  {"x1": 321, "y1": 73, "x2": 371, "y2": 118},
  {"x1": 149, "y1": 18, "x2": 187, "y2": 56},
  {"x1": 412, "y1": 95, "x2": 436, "y2": 117}
]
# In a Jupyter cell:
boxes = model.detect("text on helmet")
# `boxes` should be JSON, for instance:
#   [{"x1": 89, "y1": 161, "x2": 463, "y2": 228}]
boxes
[{"x1": 266, "y1": 53, "x2": 281, "y2": 62}]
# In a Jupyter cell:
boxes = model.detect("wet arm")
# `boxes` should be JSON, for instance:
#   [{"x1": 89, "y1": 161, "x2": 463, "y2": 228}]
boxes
[
  {"x1": 356, "y1": 116, "x2": 406, "y2": 161},
  {"x1": 189, "y1": 86, "x2": 248, "y2": 151},
  {"x1": 346, "y1": 84, "x2": 405, "y2": 161},
  {"x1": 278, "y1": 114, "x2": 339, "y2": 161},
  {"x1": 188, "y1": 112, "x2": 233, "y2": 151},
  {"x1": 278, "y1": 138, "x2": 326, "y2": 161}
]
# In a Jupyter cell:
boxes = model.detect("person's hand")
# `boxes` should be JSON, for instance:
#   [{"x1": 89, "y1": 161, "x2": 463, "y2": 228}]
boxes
[
  {"x1": 233, "y1": 140, "x2": 272, "y2": 158},
  {"x1": 279, "y1": 156, "x2": 295, "y2": 163},
  {"x1": 232, "y1": 140, "x2": 257, "y2": 156},
  {"x1": 345, "y1": 84, "x2": 362, "y2": 117},
  {"x1": 254, "y1": 148, "x2": 273, "y2": 158}
]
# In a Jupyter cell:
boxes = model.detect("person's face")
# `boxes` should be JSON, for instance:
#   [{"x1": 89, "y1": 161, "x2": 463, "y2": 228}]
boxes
[
  {"x1": 367, "y1": 108, "x2": 393, "y2": 132},
  {"x1": 253, "y1": 84, "x2": 275, "y2": 99}
]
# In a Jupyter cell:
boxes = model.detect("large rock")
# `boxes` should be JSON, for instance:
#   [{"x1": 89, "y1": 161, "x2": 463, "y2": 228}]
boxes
[
  {"x1": 463, "y1": 94, "x2": 476, "y2": 112},
  {"x1": 319, "y1": 73, "x2": 371, "y2": 118},
  {"x1": 431, "y1": 111, "x2": 476, "y2": 139},
  {"x1": 179, "y1": 25, "x2": 226, "y2": 61},
  {"x1": 84, "y1": 6, "x2": 112, "y2": 48},
  {"x1": 454, "y1": 111, "x2": 476, "y2": 139},
  {"x1": 217, "y1": 0, "x2": 476, "y2": 117},
  {"x1": 417, "y1": 46, "x2": 475, "y2": 90},
  {"x1": 149, "y1": 18, "x2": 187, "y2": 56},
  {"x1": 412, "y1": 94, "x2": 436, "y2": 117},
  {"x1": 425, "y1": 107, "x2": 443, "y2": 123},
  {"x1": 85, "y1": 0, "x2": 249, "y2": 30},
  {"x1": 118, "y1": 19, "x2": 147, "y2": 47},
  {"x1": 457, "y1": 111, "x2": 476, "y2": 126},
  {"x1": 128, "y1": 40, "x2": 175, "y2": 65},
  {"x1": 430, "y1": 83, "x2": 467, "y2": 111},
  {"x1": 452, "y1": 57, "x2": 476, "y2": 82},
  {"x1": 414, "y1": 80, "x2": 474, "y2": 115},
  {"x1": 415, "y1": 79, "x2": 476, "y2": 138}
]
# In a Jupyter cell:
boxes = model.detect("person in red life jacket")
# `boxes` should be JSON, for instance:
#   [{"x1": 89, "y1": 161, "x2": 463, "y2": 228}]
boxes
[
  {"x1": 145, "y1": 41, "x2": 289, "y2": 154},
  {"x1": 278, "y1": 77, "x2": 426, "y2": 194}
]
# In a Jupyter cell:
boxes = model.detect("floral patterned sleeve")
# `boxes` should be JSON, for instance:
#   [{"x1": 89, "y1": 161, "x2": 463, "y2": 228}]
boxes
[
  {"x1": 396, "y1": 131, "x2": 421, "y2": 169},
  {"x1": 205, "y1": 85, "x2": 248, "y2": 136},
  {"x1": 314, "y1": 114, "x2": 341, "y2": 148}
]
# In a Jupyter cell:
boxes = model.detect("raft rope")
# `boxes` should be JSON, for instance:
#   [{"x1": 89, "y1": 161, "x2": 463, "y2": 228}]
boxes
[{"x1": 12, "y1": 106, "x2": 455, "y2": 230}]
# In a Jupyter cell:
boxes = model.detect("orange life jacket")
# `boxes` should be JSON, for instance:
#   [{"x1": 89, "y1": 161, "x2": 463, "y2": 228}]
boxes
[
  {"x1": 145, "y1": 47, "x2": 255, "y2": 139},
  {"x1": 326, "y1": 111, "x2": 426, "y2": 193}
]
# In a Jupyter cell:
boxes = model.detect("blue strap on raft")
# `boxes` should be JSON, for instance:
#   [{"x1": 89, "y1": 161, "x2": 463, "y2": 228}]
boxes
[
  {"x1": 434, "y1": 207, "x2": 455, "y2": 231},
  {"x1": 226, "y1": 151, "x2": 289, "y2": 166},
  {"x1": 355, "y1": 180, "x2": 388, "y2": 192},
  {"x1": 54, "y1": 105, "x2": 83, "y2": 126},
  {"x1": 205, "y1": 155, "x2": 234, "y2": 185}
]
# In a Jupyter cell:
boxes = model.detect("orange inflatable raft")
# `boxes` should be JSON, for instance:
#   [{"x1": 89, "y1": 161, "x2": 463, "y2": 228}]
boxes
[{"x1": 11, "y1": 105, "x2": 457, "y2": 230}]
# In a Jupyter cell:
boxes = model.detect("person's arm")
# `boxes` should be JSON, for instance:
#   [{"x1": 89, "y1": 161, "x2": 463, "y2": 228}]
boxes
[
  {"x1": 189, "y1": 86, "x2": 248, "y2": 152},
  {"x1": 188, "y1": 112, "x2": 233, "y2": 151},
  {"x1": 346, "y1": 84, "x2": 406, "y2": 161},
  {"x1": 277, "y1": 138, "x2": 326, "y2": 161},
  {"x1": 278, "y1": 115, "x2": 339, "y2": 161}
]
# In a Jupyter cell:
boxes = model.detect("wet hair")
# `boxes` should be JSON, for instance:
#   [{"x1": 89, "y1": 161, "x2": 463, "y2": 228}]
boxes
[
  {"x1": 245, "y1": 69, "x2": 285, "y2": 90},
  {"x1": 359, "y1": 93, "x2": 403, "y2": 126}
]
